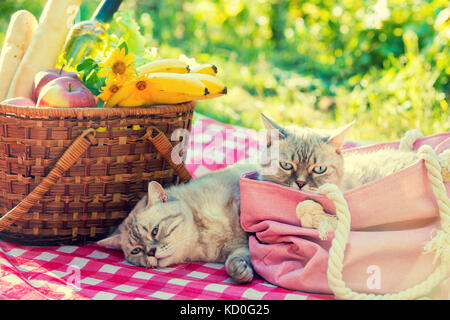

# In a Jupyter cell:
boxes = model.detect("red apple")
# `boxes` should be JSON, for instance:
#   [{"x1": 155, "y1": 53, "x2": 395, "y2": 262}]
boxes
[
  {"x1": 32, "y1": 68, "x2": 79, "y2": 101},
  {"x1": 1, "y1": 97, "x2": 36, "y2": 107},
  {"x1": 36, "y1": 76, "x2": 97, "y2": 108}
]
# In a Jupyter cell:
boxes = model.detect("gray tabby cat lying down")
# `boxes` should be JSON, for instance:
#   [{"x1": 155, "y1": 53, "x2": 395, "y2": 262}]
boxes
[{"x1": 98, "y1": 164, "x2": 258, "y2": 284}]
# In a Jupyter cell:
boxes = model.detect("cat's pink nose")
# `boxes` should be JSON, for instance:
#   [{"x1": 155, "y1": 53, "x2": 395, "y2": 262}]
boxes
[
  {"x1": 147, "y1": 248, "x2": 156, "y2": 257},
  {"x1": 296, "y1": 181, "x2": 306, "y2": 189}
]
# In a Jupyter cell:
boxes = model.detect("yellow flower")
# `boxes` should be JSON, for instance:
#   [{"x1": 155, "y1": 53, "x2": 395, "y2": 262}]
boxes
[
  {"x1": 98, "y1": 48, "x2": 135, "y2": 81},
  {"x1": 97, "y1": 76, "x2": 124, "y2": 103},
  {"x1": 131, "y1": 75, "x2": 153, "y2": 101},
  {"x1": 115, "y1": 75, "x2": 154, "y2": 107}
]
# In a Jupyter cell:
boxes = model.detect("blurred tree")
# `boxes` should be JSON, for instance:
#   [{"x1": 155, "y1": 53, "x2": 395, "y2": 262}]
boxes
[{"x1": 269, "y1": 0, "x2": 288, "y2": 49}]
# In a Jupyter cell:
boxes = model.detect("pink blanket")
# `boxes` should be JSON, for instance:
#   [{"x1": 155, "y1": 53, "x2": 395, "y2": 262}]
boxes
[{"x1": 0, "y1": 115, "x2": 332, "y2": 300}]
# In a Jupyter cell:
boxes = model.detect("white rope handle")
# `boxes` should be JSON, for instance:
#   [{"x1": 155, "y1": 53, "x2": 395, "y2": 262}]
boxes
[{"x1": 297, "y1": 144, "x2": 450, "y2": 300}]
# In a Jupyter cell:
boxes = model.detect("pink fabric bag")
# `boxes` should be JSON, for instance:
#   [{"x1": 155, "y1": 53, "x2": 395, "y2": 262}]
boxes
[{"x1": 240, "y1": 132, "x2": 450, "y2": 299}]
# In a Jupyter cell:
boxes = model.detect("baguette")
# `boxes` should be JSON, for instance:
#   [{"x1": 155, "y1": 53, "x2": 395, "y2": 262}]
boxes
[
  {"x1": 7, "y1": 0, "x2": 82, "y2": 99},
  {"x1": 0, "y1": 10, "x2": 38, "y2": 101}
]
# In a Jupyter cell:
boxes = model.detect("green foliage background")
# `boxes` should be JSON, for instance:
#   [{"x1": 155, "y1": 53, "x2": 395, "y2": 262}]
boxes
[{"x1": 0, "y1": 0, "x2": 448, "y2": 141}]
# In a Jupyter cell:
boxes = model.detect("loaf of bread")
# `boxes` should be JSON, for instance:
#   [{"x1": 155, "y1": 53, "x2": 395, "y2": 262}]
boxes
[
  {"x1": 7, "y1": 0, "x2": 82, "y2": 99},
  {"x1": 0, "y1": 10, "x2": 38, "y2": 101}
]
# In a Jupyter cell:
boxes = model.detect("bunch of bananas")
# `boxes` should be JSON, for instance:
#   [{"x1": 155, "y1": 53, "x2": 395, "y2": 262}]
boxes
[{"x1": 101, "y1": 58, "x2": 227, "y2": 108}]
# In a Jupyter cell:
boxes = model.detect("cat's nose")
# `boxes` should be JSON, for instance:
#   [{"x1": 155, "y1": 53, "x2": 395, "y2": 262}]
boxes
[
  {"x1": 147, "y1": 248, "x2": 157, "y2": 257},
  {"x1": 296, "y1": 181, "x2": 306, "y2": 189}
]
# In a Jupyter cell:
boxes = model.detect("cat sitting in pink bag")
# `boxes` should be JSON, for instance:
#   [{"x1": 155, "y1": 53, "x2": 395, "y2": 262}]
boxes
[{"x1": 240, "y1": 123, "x2": 449, "y2": 299}]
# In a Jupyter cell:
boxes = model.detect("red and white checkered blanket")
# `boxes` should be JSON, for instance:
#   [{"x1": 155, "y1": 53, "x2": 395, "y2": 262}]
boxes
[{"x1": 0, "y1": 115, "x2": 335, "y2": 300}]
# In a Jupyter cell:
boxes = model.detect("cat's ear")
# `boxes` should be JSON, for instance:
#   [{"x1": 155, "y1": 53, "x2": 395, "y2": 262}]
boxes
[
  {"x1": 147, "y1": 181, "x2": 169, "y2": 207},
  {"x1": 261, "y1": 113, "x2": 286, "y2": 147},
  {"x1": 97, "y1": 234, "x2": 122, "y2": 249},
  {"x1": 326, "y1": 121, "x2": 355, "y2": 152}
]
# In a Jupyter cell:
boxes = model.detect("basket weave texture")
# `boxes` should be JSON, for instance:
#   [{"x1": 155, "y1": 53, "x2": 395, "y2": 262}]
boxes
[{"x1": 0, "y1": 102, "x2": 195, "y2": 245}]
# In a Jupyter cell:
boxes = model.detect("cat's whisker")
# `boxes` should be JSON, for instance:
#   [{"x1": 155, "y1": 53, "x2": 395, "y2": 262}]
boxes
[{"x1": 155, "y1": 244, "x2": 175, "y2": 259}]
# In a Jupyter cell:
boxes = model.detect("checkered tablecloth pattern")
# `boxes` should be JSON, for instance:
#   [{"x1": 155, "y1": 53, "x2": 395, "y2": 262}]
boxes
[{"x1": 0, "y1": 115, "x2": 334, "y2": 300}]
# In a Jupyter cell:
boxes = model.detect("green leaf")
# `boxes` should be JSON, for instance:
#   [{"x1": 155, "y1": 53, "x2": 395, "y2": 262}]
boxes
[
  {"x1": 96, "y1": 99, "x2": 105, "y2": 108},
  {"x1": 76, "y1": 58, "x2": 97, "y2": 72},
  {"x1": 82, "y1": 68, "x2": 105, "y2": 96},
  {"x1": 118, "y1": 41, "x2": 129, "y2": 55}
]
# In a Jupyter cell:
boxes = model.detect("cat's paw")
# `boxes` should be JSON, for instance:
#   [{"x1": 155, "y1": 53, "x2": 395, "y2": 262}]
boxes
[{"x1": 225, "y1": 256, "x2": 254, "y2": 284}]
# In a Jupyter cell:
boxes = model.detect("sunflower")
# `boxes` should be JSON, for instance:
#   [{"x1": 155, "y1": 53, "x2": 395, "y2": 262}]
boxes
[
  {"x1": 98, "y1": 48, "x2": 135, "y2": 81},
  {"x1": 97, "y1": 76, "x2": 125, "y2": 103},
  {"x1": 132, "y1": 75, "x2": 153, "y2": 101},
  {"x1": 115, "y1": 75, "x2": 154, "y2": 107}
]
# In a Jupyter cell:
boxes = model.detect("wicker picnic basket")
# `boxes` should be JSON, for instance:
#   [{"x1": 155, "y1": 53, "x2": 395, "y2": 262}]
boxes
[{"x1": 0, "y1": 102, "x2": 194, "y2": 245}]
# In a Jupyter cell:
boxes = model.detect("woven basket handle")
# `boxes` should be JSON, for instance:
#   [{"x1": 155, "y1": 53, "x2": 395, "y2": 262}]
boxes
[
  {"x1": 142, "y1": 126, "x2": 192, "y2": 183},
  {"x1": 0, "y1": 128, "x2": 97, "y2": 232}
]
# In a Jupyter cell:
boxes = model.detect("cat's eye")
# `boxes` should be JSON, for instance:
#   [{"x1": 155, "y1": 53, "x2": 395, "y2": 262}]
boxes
[
  {"x1": 151, "y1": 225, "x2": 159, "y2": 238},
  {"x1": 279, "y1": 161, "x2": 293, "y2": 170},
  {"x1": 130, "y1": 248, "x2": 142, "y2": 255},
  {"x1": 312, "y1": 166, "x2": 327, "y2": 174}
]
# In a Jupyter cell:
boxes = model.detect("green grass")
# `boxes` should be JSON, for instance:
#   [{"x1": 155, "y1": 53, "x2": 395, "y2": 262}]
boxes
[{"x1": 169, "y1": 38, "x2": 449, "y2": 142}]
